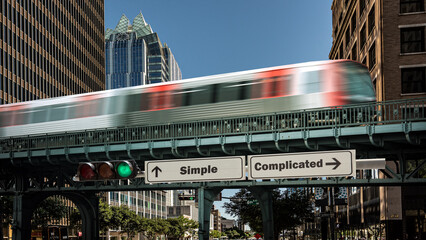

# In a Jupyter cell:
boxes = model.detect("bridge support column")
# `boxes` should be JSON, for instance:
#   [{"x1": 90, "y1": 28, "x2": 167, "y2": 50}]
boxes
[
  {"x1": 11, "y1": 194, "x2": 33, "y2": 240},
  {"x1": 11, "y1": 191, "x2": 99, "y2": 240},
  {"x1": 250, "y1": 187, "x2": 274, "y2": 240},
  {"x1": 65, "y1": 192, "x2": 100, "y2": 240},
  {"x1": 198, "y1": 187, "x2": 223, "y2": 240}
]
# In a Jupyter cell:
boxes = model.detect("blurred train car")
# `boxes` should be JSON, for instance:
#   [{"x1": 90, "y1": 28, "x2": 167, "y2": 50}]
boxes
[{"x1": 0, "y1": 60, "x2": 376, "y2": 138}]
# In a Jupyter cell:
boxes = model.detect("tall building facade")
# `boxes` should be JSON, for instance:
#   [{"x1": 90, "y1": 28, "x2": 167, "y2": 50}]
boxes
[
  {"x1": 104, "y1": 12, "x2": 184, "y2": 239},
  {"x1": 329, "y1": 0, "x2": 426, "y2": 239},
  {"x1": 0, "y1": 0, "x2": 105, "y2": 105},
  {"x1": 329, "y1": 0, "x2": 426, "y2": 101},
  {"x1": 105, "y1": 13, "x2": 182, "y2": 90}
]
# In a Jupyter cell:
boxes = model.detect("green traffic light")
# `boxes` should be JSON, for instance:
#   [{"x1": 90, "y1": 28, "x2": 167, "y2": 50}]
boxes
[{"x1": 116, "y1": 161, "x2": 133, "y2": 178}]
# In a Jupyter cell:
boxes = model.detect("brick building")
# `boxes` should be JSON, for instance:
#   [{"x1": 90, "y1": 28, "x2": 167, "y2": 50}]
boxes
[
  {"x1": 330, "y1": 0, "x2": 426, "y2": 101},
  {"x1": 328, "y1": 0, "x2": 426, "y2": 239}
]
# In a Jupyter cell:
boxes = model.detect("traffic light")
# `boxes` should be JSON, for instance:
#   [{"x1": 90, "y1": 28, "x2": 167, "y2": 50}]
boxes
[
  {"x1": 77, "y1": 160, "x2": 139, "y2": 181},
  {"x1": 178, "y1": 195, "x2": 196, "y2": 201}
]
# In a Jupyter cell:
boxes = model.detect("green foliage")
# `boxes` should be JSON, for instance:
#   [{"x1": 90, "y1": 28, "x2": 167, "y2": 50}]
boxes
[
  {"x1": 31, "y1": 197, "x2": 68, "y2": 228},
  {"x1": 223, "y1": 188, "x2": 314, "y2": 240},
  {"x1": 210, "y1": 229, "x2": 223, "y2": 238},
  {"x1": 118, "y1": 205, "x2": 141, "y2": 239},
  {"x1": 224, "y1": 227, "x2": 247, "y2": 239},
  {"x1": 145, "y1": 218, "x2": 170, "y2": 240},
  {"x1": 167, "y1": 216, "x2": 199, "y2": 240},
  {"x1": 99, "y1": 200, "x2": 114, "y2": 232},
  {"x1": 1, "y1": 195, "x2": 201, "y2": 240}
]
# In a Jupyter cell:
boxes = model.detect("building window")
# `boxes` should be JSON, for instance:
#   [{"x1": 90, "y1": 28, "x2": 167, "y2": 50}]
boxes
[
  {"x1": 401, "y1": 67, "x2": 426, "y2": 94},
  {"x1": 372, "y1": 78, "x2": 377, "y2": 93},
  {"x1": 345, "y1": 27, "x2": 350, "y2": 48},
  {"x1": 360, "y1": 25, "x2": 367, "y2": 49},
  {"x1": 352, "y1": 42, "x2": 357, "y2": 60},
  {"x1": 368, "y1": 5, "x2": 375, "y2": 34},
  {"x1": 400, "y1": 0, "x2": 425, "y2": 13},
  {"x1": 369, "y1": 42, "x2": 376, "y2": 70},
  {"x1": 360, "y1": 0, "x2": 366, "y2": 13},
  {"x1": 400, "y1": 27, "x2": 425, "y2": 53},
  {"x1": 351, "y1": 11, "x2": 357, "y2": 34}
]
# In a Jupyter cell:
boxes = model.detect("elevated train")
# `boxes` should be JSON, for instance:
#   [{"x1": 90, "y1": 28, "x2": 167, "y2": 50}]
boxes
[{"x1": 0, "y1": 60, "x2": 376, "y2": 138}]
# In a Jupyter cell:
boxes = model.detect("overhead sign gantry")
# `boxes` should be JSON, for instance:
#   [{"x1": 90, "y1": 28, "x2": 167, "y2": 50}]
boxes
[{"x1": 145, "y1": 150, "x2": 359, "y2": 183}]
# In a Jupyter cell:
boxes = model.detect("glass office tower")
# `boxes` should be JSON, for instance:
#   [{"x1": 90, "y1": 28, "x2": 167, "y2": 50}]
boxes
[
  {"x1": 0, "y1": 0, "x2": 105, "y2": 104},
  {"x1": 105, "y1": 13, "x2": 182, "y2": 90}
]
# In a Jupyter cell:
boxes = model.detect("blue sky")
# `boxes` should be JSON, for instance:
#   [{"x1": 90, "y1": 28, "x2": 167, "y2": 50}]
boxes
[{"x1": 105, "y1": 0, "x2": 334, "y2": 219}]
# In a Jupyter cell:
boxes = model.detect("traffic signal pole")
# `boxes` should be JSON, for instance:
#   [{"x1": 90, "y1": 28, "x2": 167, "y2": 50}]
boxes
[{"x1": 197, "y1": 187, "x2": 223, "y2": 240}]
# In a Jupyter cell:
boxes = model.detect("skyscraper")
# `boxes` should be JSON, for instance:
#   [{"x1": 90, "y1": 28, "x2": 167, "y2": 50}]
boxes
[
  {"x1": 105, "y1": 13, "x2": 182, "y2": 90},
  {"x1": 0, "y1": 0, "x2": 105, "y2": 105},
  {"x1": 103, "y1": 12, "x2": 183, "y2": 239}
]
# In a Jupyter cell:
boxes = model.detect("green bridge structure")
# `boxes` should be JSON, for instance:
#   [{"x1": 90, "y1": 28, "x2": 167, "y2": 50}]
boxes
[{"x1": 1, "y1": 98, "x2": 425, "y2": 240}]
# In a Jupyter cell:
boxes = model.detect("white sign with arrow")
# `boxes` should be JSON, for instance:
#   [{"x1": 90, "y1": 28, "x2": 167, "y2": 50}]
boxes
[
  {"x1": 247, "y1": 150, "x2": 356, "y2": 179},
  {"x1": 144, "y1": 156, "x2": 246, "y2": 183}
]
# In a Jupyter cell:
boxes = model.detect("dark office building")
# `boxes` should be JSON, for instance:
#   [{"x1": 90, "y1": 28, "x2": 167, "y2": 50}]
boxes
[
  {"x1": 326, "y1": 0, "x2": 426, "y2": 239},
  {"x1": 0, "y1": 0, "x2": 105, "y2": 105},
  {"x1": 105, "y1": 13, "x2": 181, "y2": 89}
]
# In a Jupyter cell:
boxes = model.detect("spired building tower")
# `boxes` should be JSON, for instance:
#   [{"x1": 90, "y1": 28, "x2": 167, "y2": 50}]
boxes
[
  {"x1": 0, "y1": 0, "x2": 105, "y2": 105},
  {"x1": 105, "y1": 13, "x2": 182, "y2": 89}
]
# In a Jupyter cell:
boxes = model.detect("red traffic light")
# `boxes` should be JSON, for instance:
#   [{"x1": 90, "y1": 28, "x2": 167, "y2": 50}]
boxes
[
  {"x1": 76, "y1": 160, "x2": 139, "y2": 181},
  {"x1": 78, "y1": 163, "x2": 96, "y2": 180}
]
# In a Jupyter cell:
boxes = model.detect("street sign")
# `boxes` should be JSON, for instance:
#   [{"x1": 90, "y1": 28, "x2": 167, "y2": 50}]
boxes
[
  {"x1": 247, "y1": 150, "x2": 355, "y2": 180},
  {"x1": 145, "y1": 156, "x2": 246, "y2": 183}
]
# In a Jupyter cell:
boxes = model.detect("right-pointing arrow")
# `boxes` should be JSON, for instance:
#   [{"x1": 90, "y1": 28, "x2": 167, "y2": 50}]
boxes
[{"x1": 326, "y1": 158, "x2": 341, "y2": 170}]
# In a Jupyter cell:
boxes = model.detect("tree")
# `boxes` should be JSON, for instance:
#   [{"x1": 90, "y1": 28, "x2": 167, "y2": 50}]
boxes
[
  {"x1": 118, "y1": 205, "x2": 141, "y2": 239},
  {"x1": 99, "y1": 200, "x2": 114, "y2": 233},
  {"x1": 224, "y1": 227, "x2": 247, "y2": 239},
  {"x1": 31, "y1": 196, "x2": 68, "y2": 228},
  {"x1": 145, "y1": 218, "x2": 170, "y2": 240},
  {"x1": 223, "y1": 188, "x2": 314, "y2": 240},
  {"x1": 167, "y1": 216, "x2": 199, "y2": 240},
  {"x1": 210, "y1": 229, "x2": 223, "y2": 239}
]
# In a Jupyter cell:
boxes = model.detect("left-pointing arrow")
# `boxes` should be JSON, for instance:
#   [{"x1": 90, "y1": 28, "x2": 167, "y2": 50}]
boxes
[
  {"x1": 152, "y1": 166, "x2": 162, "y2": 177},
  {"x1": 325, "y1": 158, "x2": 341, "y2": 170}
]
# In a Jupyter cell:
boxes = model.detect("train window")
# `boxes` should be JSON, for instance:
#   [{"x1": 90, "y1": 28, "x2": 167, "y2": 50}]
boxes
[
  {"x1": 105, "y1": 96, "x2": 120, "y2": 114},
  {"x1": 255, "y1": 69, "x2": 293, "y2": 98},
  {"x1": 238, "y1": 81, "x2": 251, "y2": 100},
  {"x1": 181, "y1": 86, "x2": 213, "y2": 106},
  {"x1": 69, "y1": 100, "x2": 102, "y2": 119},
  {"x1": 250, "y1": 80, "x2": 264, "y2": 99},
  {"x1": 149, "y1": 91, "x2": 173, "y2": 110},
  {"x1": 49, "y1": 105, "x2": 68, "y2": 121},
  {"x1": 346, "y1": 66, "x2": 375, "y2": 97},
  {"x1": 217, "y1": 82, "x2": 245, "y2": 102},
  {"x1": 0, "y1": 112, "x2": 14, "y2": 127},
  {"x1": 126, "y1": 94, "x2": 142, "y2": 112},
  {"x1": 140, "y1": 93, "x2": 150, "y2": 110},
  {"x1": 31, "y1": 108, "x2": 48, "y2": 124},
  {"x1": 300, "y1": 71, "x2": 321, "y2": 94}
]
